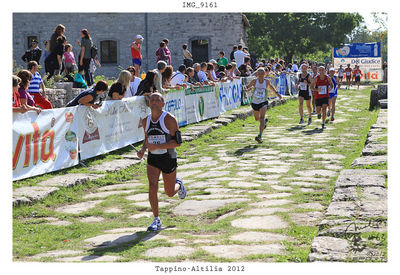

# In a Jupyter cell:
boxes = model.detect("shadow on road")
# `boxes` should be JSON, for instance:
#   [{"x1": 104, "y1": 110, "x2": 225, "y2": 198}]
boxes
[
  {"x1": 302, "y1": 128, "x2": 324, "y2": 135},
  {"x1": 86, "y1": 225, "x2": 177, "y2": 257},
  {"x1": 286, "y1": 125, "x2": 307, "y2": 132},
  {"x1": 233, "y1": 144, "x2": 260, "y2": 156}
]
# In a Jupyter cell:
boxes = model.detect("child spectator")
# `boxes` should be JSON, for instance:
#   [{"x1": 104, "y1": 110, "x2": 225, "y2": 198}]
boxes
[
  {"x1": 13, "y1": 75, "x2": 27, "y2": 113},
  {"x1": 16, "y1": 70, "x2": 41, "y2": 114},
  {"x1": 217, "y1": 51, "x2": 228, "y2": 67},
  {"x1": 63, "y1": 44, "x2": 76, "y2": 75}
]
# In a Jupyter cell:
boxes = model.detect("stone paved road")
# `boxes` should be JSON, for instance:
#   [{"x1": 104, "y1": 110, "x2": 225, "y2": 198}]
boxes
[{"x1": 14, "y1": 87, "x2": 386, "y2": 262}]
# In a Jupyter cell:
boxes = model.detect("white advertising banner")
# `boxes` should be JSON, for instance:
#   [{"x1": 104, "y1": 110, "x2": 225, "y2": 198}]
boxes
[
  {"x1": 13, "y1": 107, "x2": 79, "y2": 181},
  {"x1": 163, "y1": 89, "x2": 187, "y2": 127},
  {"x1": 185, "y1": 85, "x2": 220, "y2": 125},
  {"x1": 333, "y1": 57, "x2": 383, "y2": 81},
  {"x1": 76, "y1": 96, "x2": 150, "y2": 160},
  {"x1": 216, "y1": 78, "x2": 242, "y2": 114}
]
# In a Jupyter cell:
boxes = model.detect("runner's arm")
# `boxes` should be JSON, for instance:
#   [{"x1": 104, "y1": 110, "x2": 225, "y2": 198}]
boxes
[
  {"x1": 311, "y1": 78, "x2": 318, "y2": 92},
  {"x1": 327, "y1": 76, "x2": 333, "y2": 92},
  {"x1": 137, "y1": 118, "x2": 148, "y2": 159},
  {"x1": 267, "y1": 79, "x2": 282, "y2": 99},
  {"x1": 245, "y1": 79, "x2": 256, "y2": 92}
]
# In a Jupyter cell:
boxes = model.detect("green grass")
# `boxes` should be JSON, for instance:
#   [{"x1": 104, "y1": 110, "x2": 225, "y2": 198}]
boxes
[{"x1": 13, "y1": 86, "x2": 386, "y2": 262}]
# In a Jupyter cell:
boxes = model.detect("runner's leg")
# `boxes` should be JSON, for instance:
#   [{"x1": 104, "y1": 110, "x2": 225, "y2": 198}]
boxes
[
  {"x1": 322, "y1": 104, "x2": 327, "y2": 124},
  {"x1": 147, "y1": 165, "x2": 161, "y2": 218},
  {"x1": 331, "y1": 96, "x2": 337, "y2": 119},
  {"x1": 162, "y1": 170, "x2": 180, "y2": 197},
  {"x1": 134, "y1": 64, "x2": 140, "y2": 77},
  {"x1": 253, "y1": 110, "x2": 260, "y2": 121},
  {"x1": 299, "y1": 96, "x2": 304, "y2": 119},
  {"x1": 259, "y1": 106, "x2": 267, "y2": 135}
]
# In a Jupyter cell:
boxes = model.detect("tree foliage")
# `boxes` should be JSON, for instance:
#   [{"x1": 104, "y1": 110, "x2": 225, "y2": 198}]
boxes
[{"x1": 245, "y1": 13, "x2": 363, "y2": 63}]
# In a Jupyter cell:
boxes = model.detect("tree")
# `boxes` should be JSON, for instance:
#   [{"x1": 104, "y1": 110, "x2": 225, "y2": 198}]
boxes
[{"x1": 245, "y1": 13, "x2": 363, "y2": 63}]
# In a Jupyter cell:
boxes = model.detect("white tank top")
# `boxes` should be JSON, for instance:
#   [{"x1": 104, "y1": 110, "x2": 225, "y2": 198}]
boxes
[{"x1": 252, "y1": 78, "x2": 267, "y2": 104}]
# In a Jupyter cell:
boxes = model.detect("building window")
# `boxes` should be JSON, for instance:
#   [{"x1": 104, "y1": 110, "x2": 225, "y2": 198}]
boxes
[
  {"x1": 100, "y1": 40, "x2": 117, "y2": 64},
  {"x1": 191, "y1": 39, "x2": 209, "y2": 64},
  {"x1": 27, "y1": 36, "x2": 38, "y2": 49}
]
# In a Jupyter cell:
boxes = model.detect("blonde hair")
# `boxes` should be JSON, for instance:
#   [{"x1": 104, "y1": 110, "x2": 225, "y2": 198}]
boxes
[
  {"x1": 117, "y1": 70, "x2": 131, "y2": 92},
  {"x1": 256, "y1": 67, "x2": 265, "y2": 75}
]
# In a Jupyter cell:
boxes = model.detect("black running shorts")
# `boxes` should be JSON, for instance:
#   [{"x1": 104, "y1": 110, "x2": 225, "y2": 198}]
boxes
[
  {"x1": 299, "y1": 90, "x2": 311, "y2": 100},
  {"x1": 315, "y1": 97, "x2": 329, "y2": 107},
  {"x1": 355, "y1": 76, "x2": 361, "y2": 83},
  {"x1": 148, "y1": 153, "x2": 177, "y2": 174},
  {"x1": 251, "y1": 101, "x2": 268, "y2": 111}
]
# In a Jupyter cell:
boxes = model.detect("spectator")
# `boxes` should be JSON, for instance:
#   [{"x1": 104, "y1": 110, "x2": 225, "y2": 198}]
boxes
[
  {"x1": 234, "y1": 45, "x2": 248, "y2": 68},
  {"x1": 198, "y1": 62, "x2": 210, "y2": 84},
  {"x1": 230, "y1": 45, "x2": 238, "y2": 61},
  {"x1": 137, "y1": 70, "x2": 157, "y2": 96},
  {"x1": 216, "y1": 66, "x2": 226, "y2": 79},
  {"x1": 162, "y1": 65, "x2": 175, "y2": 89},
  {"x1": 170, "y1": 65, "x2": 187, "y2": 87},
  {"x1": 217, "y1": 51, "x2": 228, "y2": 67},
  {"x1": 153, "y1": 61, "x2": 168, "y2": 93},
  {"x1": 292, "y1": 60, "x2": 299, "y2": 73},
  {"x1": 89, "y1": 57, "x2": 101, "y2": 86},
  {"x1": 186, "y1": 67, "x2": 201, "y2": 86},
  {"x1": 287, "y1": 63, "x2": 293, "y2": 73},
  {"x1": 78, "y1": 29, "x2": 94, "y2": 86},
  {"x1": 232, "y1": 62, "x2": 240, "y2": 77},
  {"x1": 125, "y1": 66, "x2": 141, "y2": 98},
  {"x1": 206, "y1": 63, "x2": 214, "y2": 81},
  {"x1": 113, "y1": 70, "x2": 131, "y2": 98},
  {"x1": 63, "y1": 44, "x2": 76, "y2": 75},
  {"x1": 162, "y1": 38, "x2": 172, "y2": 65},
  {"x1": 155, "y1": 41, "x2": 168, "y2": 63},
  {"x1": 226, "y1": 64, "x2": 234, "y2": 78},
  {"x1": 43, "y1": 40, "x2": 51, "y2": 62},
  {"x1": 209, "y1": 60, "x2": 218, "y2": 80},
  {"x1": 193, "y1": 63, "x2": 201, "y2": 82},
  {"x1": 13, "y1": 75, "x2": 28, "y2": 113},
  {"x1": 66, "y1": 80, "x2": 108, "y2": 108},
  {"x1": 27, "y1": 61, "x2": 52, "y2": 109},
  {"x1": 16, "y1": 70, "x2": 41, "y2": 114},
  {"x1": 21, "y1": 40, "x2": 42, "y2": 65},
  {"x1": 238, "y1": 64, "x2": 250, "y2": 77},
  {"x1": 131, "y1": 34, "x2": 144, "y2": 77},
  {"x1": 108, "y1": 82, "x2": 124, "y2": 100},
  {"x1": 49, "y1": 24, "x2": 66, "y2": 53},
  {"x1": 45, "y1": 35, "x2": 66, "y2": 79},
  {"x1": 182, "y1": 44, "x2": 193, "y2": 68}
]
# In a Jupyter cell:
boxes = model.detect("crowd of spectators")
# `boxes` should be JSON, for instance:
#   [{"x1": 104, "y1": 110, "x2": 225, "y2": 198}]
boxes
[{"x1": 14, "y1": 23, "x2": 342, "y2": 112}]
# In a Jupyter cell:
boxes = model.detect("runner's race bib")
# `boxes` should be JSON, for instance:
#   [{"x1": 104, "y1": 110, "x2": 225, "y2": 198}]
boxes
[
  {"x1": 319, "y1": 86, "x2": 327, "y2": 95},
  {"x1": 148, "y1": 135, "x2": 166, "y2": 145},
  {"x1": 346, "y1": 72, "x2": 351, "y2": 76},
  {"x1": 299, "y1": 82, "x2": 307, "y2": 90},
  {"x1": 254, "y1": 89, "x2": 265, "y2": 99}
]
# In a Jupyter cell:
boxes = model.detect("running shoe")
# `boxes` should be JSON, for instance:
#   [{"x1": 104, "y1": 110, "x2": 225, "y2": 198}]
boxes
[
  {"x1": 327, "y1": 110, "x2": 331, "y2": 117},
  {"x1": 312, "y1": 110, "x2": 317, "y2": 115},
  {"x1": 317, "y1": 114, "x2": 321, "y2": 119},
  {"x1": 177, "y1": 178, "x2": 187, "y2": 199},
  {"x1": 147, "y1": 218, "x2": 162, "y2": 231},
  {"x1": 307, "y1": 117, "x2": 312, "y2": 125},
  {"x1": 322, "y1": 123, "x2": 326, "y2": 129},
  {"x1": 299, "y1": 118, "x2": 304, "y2": 124},
  {"x1": 331, "y1": 116, "x2": 335, "y2": 121},
  {"x1": 264, "y1": 117, "x2": 269, "y2": 129},
  {"x1": 255, "y1": 135, "x2": 263, "y2": 144}
]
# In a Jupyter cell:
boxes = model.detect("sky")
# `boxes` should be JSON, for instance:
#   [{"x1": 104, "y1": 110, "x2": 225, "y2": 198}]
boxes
[{"x1": 360, "y1": 12, "x2": 388, "y2": 31}]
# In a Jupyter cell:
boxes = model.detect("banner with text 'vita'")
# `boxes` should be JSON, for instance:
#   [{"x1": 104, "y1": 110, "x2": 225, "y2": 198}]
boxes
[
  {"x1": 13, "y1": 107, "x2": 79, "y2": 181},
  {"x1": 76, "y1": 96, "x2": 150, "y2": 160}
]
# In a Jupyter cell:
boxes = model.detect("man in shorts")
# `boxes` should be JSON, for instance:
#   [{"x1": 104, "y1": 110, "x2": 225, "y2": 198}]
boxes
[
  {"x1": 337, "y1": 65, "x2": 344, "y2": 85},
  {"x1": 296, "y1": 64, "x2": 313, "y2": 125},
  {"x1": 328, "y1": 67, "x2": 339, "y2": 121},
  {"x1": 131, "y1": 35, "x2": 144, "y2": 77},
  {"x1": 310, "y1": 65, "x2": 318, "y2": 114},
  {"x1": 353, "y1": 65, "x2": 362, "y2": 90},
  {"x1": 311, "y1": 66, "x2": 333, "y2": 129},
  {"x1": 137, "y1": 93, "x2": 187, "y2": 231},
  {"x1": 245, "y1": 68, "x2": 282, "y2": 143},
  {"x1": 344, "y1": 64, "x2": 352, "y2": 90}
]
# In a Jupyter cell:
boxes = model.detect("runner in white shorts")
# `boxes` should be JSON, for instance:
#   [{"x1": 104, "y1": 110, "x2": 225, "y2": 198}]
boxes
[{"x1": 245, "y1": 68, "x2": 282, "y2": 143}]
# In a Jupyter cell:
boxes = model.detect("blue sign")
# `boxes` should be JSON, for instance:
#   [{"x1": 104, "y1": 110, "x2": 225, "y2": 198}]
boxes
[{"x1": 333, "y1": 42, "x2": 381, "y2": 58}]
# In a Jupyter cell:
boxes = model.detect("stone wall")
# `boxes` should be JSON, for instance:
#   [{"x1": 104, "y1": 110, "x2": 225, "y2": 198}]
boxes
[
  {"x1": 45, "y1": 82, "x2": 85, "y2": 108},
  {"x1": 13, "y1": 13, "x2": 248, "y2": 78}
]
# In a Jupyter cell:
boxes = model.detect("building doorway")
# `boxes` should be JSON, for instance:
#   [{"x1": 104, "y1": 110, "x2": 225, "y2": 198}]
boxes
[{"x1": 191, "y1": 39, "x2": 209, "y2": 64}]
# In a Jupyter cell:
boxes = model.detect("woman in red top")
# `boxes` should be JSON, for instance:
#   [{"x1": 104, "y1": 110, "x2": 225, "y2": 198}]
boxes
[
  {"x1": 131, "y1": 35, "x2": 143, "y2": 77},
  {"x1": 353, "y1": 65, "x2": 362, "y2": 90},
  {"x1": 311, "y1": 66, "x2": 333, "y2": 129}
]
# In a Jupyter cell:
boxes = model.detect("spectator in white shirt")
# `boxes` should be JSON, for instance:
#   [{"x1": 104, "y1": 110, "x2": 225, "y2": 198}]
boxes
[
  {"x1": 170, "y1": 65, "x2": 187, "y2": 87},
  {"x1": 233, "y1": 45, "x2": 248, "y2": 68},
  {"x1": 292, "y1": 60, "x2": 299, "y2": 73},
  {"x1": 125, "y1": 66, "x2": 142, "y2": 98}
]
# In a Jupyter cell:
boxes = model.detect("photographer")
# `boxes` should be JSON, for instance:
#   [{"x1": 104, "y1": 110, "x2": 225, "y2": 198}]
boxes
[{"x1": 66, "y1": 80, "x2": 108, "y2": 109}]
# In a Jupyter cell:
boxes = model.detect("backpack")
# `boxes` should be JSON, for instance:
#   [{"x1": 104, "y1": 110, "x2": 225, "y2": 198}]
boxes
[{"x1": 91, "y1": 45, "x2": 98, "y2": 59}]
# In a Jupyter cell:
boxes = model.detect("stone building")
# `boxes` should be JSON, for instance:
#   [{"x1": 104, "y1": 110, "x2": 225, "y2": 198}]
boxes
[{"x1": 13, "y1": 13, "x2": 249, "y2": 78}]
